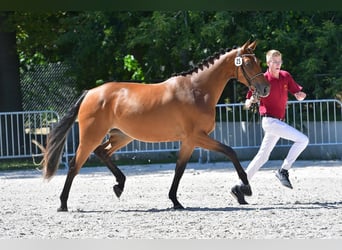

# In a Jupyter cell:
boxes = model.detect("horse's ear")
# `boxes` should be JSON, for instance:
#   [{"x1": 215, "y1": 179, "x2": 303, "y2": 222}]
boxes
[
  {"x1": 242, "y1": 39, "x2": 251, "y2": 49},
  {"x1": 248, "y1": 40, "x2": 257, "y2": 51}
]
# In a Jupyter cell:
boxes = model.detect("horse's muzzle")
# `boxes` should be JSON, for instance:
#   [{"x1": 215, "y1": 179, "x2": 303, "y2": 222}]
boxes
[{"x1": 258, "y1": 84, "x2": 270, "y2": 98}]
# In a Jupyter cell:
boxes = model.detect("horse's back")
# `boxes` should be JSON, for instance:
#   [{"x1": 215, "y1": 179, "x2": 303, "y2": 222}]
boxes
[{"x1": 77, "y1": 80, "x2": 184, "y2": 139}]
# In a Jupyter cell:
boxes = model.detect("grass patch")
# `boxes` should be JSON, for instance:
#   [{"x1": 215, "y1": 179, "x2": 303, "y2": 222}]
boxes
[
  {"x1": 0, "y1": 153, "x2": 201, "y2": 172},
  {"x1": 0, "y1": 158, "x2": 41, "y2": 171}
]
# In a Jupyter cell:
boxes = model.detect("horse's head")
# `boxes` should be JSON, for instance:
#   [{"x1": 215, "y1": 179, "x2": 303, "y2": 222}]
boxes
[{"x1": 234, "y1": 40, "x2": 270, "y2": 98}]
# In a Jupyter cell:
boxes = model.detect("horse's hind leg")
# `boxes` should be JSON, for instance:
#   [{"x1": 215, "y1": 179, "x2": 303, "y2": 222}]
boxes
[
  {"x1": 58, "y1": 119, "x2": 111, "y2": 211},
  {"x1": 59, "y1": 155, "x2": 78, "y2": 211},
  {"x1": 94, "y1": 144, "x2": 126, "y2": 198},
  {"x1": 59, "y1": 143, "x2": 99, "y2": 211},
  {"x1": 169, "y1": 142, "x2": 194, "y2": 209},
  {"x1": 94, "y1": 129, "x2": 133, "y2": 198}
]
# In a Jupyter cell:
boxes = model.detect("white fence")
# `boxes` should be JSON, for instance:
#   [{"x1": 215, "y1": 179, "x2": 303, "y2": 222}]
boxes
[
  {"x1": 208, "y1": 99, "x2": 342, "y2": 162},
  {"x1": 1, "y1": 99, "x2": 342, "y2": 164},
  {"x1": 0, "y1": 111, "x2": 59, "y2": 159},
  {"x1": 214, "y1": 99, "x2": 342, "y2": 147}
]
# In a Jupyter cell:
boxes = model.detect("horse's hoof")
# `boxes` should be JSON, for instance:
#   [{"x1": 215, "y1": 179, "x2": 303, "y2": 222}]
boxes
[
  {"x1": 113, "y1": 185, "x2": 123, "y2": 198},
  {"x1": 57, "y1": 207, "x2": 68, "y2": 212},
  {"x1": 240, "y1": 184, "x2": 252, "y2": 196}
]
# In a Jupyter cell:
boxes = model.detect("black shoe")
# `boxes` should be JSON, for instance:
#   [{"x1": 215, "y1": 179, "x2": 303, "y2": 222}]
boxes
[
  {"x1": 275, "y1": 169, "x2": 293, "y2": 189},
  {"x1": 231, "y1": 185, "x2": 248, "y2": 205}
]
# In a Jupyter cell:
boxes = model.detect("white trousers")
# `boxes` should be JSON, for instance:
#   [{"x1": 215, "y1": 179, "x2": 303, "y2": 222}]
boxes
[{"x1": 245, "y1": 117, "x2": 309, "y2": 181}]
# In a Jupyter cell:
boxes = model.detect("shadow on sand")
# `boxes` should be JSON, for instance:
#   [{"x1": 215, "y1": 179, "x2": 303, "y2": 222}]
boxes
[{"x1": 71, "y1": 201, "x2": 342, "y2": 214}]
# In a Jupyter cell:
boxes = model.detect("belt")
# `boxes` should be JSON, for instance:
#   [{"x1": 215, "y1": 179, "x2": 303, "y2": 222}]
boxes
[{"x1": 262, "y1": 114, "x2": 285, "y2": 121}]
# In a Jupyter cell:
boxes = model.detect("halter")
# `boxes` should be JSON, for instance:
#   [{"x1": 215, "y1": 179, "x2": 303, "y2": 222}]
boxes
[{"x1": 235, "y1": 48, "x2": 264, "y2": 91}]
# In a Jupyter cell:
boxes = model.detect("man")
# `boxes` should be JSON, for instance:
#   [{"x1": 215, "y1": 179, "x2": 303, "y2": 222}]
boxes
[{"x1": 231, "y1": 49, "x2": 309, "y2": 205}]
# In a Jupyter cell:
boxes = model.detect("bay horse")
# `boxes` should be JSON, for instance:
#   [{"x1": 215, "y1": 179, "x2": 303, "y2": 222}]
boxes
[{"x1": 37, "y1": 40, "x2": 270, "y2": 211}]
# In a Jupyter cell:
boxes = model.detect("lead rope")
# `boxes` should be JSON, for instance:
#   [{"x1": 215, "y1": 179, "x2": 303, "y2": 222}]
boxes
[{"x1": 249, "y1": 92, "x2": 260, "y2": 114}]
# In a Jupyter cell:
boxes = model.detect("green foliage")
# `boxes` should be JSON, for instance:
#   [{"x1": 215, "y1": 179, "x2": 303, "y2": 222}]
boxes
[
  {"x1": 123, "y1": 54, "x2": 145, "y2": 81},
  {"x1": 7, "y1": 12, "x2": 67, "y2": 69},
  {"x1": 5, "y1": 11, "x2": 342, "y2": 101}
]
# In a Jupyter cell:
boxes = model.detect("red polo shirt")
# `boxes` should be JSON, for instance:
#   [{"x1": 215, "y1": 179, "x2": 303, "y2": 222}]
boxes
[{"x1": 247, "y1": 70, "x2": 303, "y2": 120}]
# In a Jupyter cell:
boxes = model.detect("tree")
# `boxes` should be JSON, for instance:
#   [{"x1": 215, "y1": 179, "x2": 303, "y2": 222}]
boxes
[
  {"x1": 0, "y1": 12, "x2": 22, "y2": 111},
  {"x1": 0, "y1": 12, "x2": 24, "y2": 156},
  {"x1": 5, "y1": 11, "x2": 342, "y2": 103}
]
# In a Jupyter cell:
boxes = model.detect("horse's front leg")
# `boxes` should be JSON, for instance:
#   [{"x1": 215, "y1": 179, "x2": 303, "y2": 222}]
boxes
[
  {"x1": 195, "y1": 133, "x2": 252, "y2": 196},
  {"x1": 169, "y1": 143, "x2": 194, "y2": 209}
]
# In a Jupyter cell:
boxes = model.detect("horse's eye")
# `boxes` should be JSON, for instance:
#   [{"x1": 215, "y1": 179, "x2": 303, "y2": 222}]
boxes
[{"x1": 244, "y1": 60, "x2": 252, "y2": 67}]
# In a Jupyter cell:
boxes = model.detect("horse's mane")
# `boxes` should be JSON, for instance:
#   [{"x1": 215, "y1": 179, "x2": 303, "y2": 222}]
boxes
[{"x1": 173, "y1": 47, "x2": 234, "y2": 77}]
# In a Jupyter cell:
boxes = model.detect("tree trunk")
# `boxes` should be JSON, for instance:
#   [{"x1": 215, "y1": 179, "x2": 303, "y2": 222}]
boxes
[
  {"x1": 0, "y1": 12, "x2": 23, "y2": 157},
  {"x1": 0, "y1": 12, "x2": 22, "y2": 112}
]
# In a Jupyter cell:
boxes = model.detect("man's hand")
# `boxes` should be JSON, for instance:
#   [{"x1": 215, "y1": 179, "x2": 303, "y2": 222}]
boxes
[
  {"x1": 294, "y1": 91, "x2": 306, "y2": 101},
  {"x1": 245, "y1": 95, "x2": 259, "y2": 109}
]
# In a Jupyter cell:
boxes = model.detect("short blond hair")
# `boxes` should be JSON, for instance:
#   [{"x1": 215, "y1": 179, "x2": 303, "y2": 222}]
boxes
[{"x1": 266, "y1": 49, "x2": 282, "y2": 63}]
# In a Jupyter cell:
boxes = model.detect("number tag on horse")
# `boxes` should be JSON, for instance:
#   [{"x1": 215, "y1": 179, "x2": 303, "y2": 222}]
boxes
[{"x1": 235, "y1": 56, "x2": 243, "y2": 66}]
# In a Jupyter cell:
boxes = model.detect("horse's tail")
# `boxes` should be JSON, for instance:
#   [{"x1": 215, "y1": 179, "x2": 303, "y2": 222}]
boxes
[{"x1": 34, "y1": 90, "x2": 88, "y2": 180}]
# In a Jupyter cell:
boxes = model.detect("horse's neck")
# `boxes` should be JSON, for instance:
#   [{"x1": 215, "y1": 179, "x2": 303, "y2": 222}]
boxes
[{"x1": 190, "y1": 52, "x2": 235, "y2": 105}]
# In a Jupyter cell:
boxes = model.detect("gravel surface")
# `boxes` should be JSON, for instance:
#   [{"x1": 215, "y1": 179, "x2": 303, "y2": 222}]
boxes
[{"x1": 1, "y1": 160, "x2": 341, "y2": 239}]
